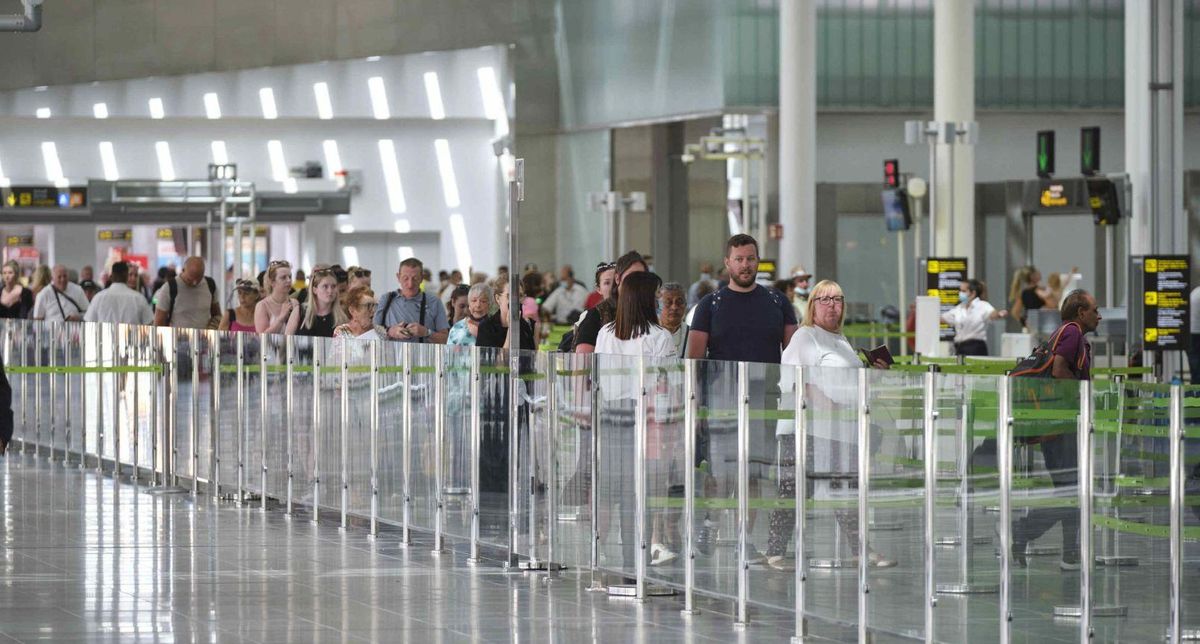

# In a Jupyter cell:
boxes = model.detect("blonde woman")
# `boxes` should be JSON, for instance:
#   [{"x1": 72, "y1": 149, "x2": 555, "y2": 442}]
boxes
[
  {"x1": 0, "y1": 260, "x2": 33, "y2": 319},
  {"x1": 767, "y1": 279, "x2": 894, "y2": 571},
  {"x1": 254, "y1": 260, "x2": 301, "y2": 335},
  {"x1": 297, "y1": 268, "x2": 345, "y2": 337},
  {"x1": 29, "y1": 265, "x2": 51, "y2": 296}
]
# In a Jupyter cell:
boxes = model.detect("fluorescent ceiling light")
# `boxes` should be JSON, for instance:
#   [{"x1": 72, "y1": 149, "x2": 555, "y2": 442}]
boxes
[
  {"x1": 155, "y1": 141, "x2": 176, "y2": 181},
  {"x1": 203, "y1": 92, "x2": 221, "y2": 119},
  {"x1": 727, "y1": 210, "x2": 742, "y2": 236},
  {"x1": 98, "y1": 142, "x2": 119, "y2": 181},
  {"x1": 0, "y1": 151, "x2": 7, "y2": 186},
  {"x1": 54, "y1": 178, "x2": 69, "y2": 189},
  {"x1": 35, "y1": 107, "x2": 50, "y2": 119},
  {"x1": 366, "y1": 56, "x2": 381, "y2": 62},
  {"x1": 342, "y1": 246, "x2": 359, "y2": 267},
  {"x1": 393, "y1": 219, "x2": 411, "y2": 234},
  {"x1": 258, "y1": 87, "x2": 278, "y2": 119},
  {"x1": 210, "y1": 140, "x2": 229, "y2": 166},
  {"x1": 367, "y1": 76, "x2": 390, "y2": 120},
  {"x1": 377, "y1": 139, "x2": 406, "y2": 214},
  {"x1": 313, "y1": 82, "x2": 333, "y2": 119},
  {"x1": 322, "y1": 140, "x2": 343, "y2": 174},
  {"x1": 40, "y1": 142, "x2": 63, "y2": 183},
  {"x1": 92, "y1": 103, "x2": 109, "y2": 119},
  {"x1": 283, "y1": 178, "x2": 298, "y2": 194},
  {"x1": 448, "y1": 213, "x2": 473, "y2": 278},
  {"x1": 476, "y1": 66, "x2": 509, "y2": 137},
  {"x1": 148, "y1": 97, "x2": 165, "y2": 119},
  {"x1": 339, "y1": 224, "x2": 355, "y2": 234},
  {"x1": 423, "y1": 71, "x2": 445, "y2": 120},
  {"x1": 398, "y1": 246, "x2": 414, "y2": 262},
  {"x1": 433, "y1": 139, "x2": 461, "y2": 208},
  {"x1": 267, "y1": 140, "x2": 288, "y2": 182}
]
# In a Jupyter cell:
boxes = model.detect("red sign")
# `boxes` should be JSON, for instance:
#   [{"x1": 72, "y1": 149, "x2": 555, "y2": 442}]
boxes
[
  {"x1": 122, "y1": 254, "x2": 149, "y2": 271},
  {"x1": 768, "y1": 223, "x2": 784, "y2": 240}
]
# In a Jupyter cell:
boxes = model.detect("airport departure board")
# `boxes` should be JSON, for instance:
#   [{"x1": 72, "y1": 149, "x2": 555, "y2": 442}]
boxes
[
  {"x1": 1141, "y1": 255, "x2": 1190, "y2": 351},
  {"x1": 925, "y1": 257, "x2": 968, "y2": 342}
]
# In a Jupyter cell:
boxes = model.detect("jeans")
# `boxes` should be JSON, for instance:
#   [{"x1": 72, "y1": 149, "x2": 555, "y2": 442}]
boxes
[{"x1": 1014, "y1": 432, "x2": 1079, "y2": 556}]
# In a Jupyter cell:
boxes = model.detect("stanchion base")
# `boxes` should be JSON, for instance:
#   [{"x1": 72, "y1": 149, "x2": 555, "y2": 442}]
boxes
[
  {"x1": 443, "y1": 487, "x2": 470, "y2": 495},
  {"x1": 809, "y1": 558, "x2": 854, "y2": 569},
  {"x1": 606, "y1": 584, "x2": 673, "y2": 598},
  {"x1": 936, "y1": 583, "x2": 999, "y2": 595},
  {"x1": 1095, "y1": 555, "x2": 1139, "y2": 567},
  {"x1": 1053, "y1": 605, "x2": 1127, "y2": 618},
  {"x1": 519, "y1": 560, "x2": 564, "y2": 572},
  {"x1": 1025, "y1": 545, "x2": 1061, "y2": 556},
  {"x1": 680, "y1": 608, "x2": 700, "y2": 617},
  {"x1": 144, "y1": 485, "x2": 189, "y2": 496}
]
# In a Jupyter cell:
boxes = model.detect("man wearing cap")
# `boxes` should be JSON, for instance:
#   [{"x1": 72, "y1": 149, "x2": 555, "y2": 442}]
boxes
[{"x1": 790, "y1": 267, "x2": 813, "y2": 324}]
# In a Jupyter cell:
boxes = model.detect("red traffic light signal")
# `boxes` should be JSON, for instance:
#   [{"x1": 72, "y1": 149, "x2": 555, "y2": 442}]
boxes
[{"x1": 883, "y1": 159, "x2": 900, "y2": 187}]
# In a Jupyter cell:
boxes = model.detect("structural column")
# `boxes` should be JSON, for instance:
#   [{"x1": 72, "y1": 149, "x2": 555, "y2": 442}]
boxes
[
  {"x1": 933, "y1": 0, "x2": 975, "y2": 267},
  {"x1": 1125, "y1": 0, "x2": 1186, "y2": 257},
  {"x1": 778, "y1": 0, "x2": 816, "y2": 274}
]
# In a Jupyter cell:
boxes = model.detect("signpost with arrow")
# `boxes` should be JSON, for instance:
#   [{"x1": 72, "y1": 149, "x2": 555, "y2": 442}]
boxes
[
  {"x1": 1081, "y1": 126, "x2": 1100, "y2": 176},
  {"x1": 1036, "y1": 130, "x2": 1055, "y2": 178}
]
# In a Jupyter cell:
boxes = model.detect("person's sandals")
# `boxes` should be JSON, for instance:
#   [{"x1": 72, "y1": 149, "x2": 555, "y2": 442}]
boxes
[
  {"x1": 852, "y1": 551, "x2": 896, "y2": 568},
  {"x1": 765, "y1": 555, "x2": 795, "y2": 572}
]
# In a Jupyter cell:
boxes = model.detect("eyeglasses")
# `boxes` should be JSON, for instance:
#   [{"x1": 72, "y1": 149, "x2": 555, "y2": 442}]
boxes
[
  {"x1": 360, "y1": 301, "x2": 378, "y2": 310},
  {"x1": 351, "y1": 269, "x2": 371, "y2": 278},
  {"x1": 813, "y1": 295, "x2": 845, "y2": 305}
]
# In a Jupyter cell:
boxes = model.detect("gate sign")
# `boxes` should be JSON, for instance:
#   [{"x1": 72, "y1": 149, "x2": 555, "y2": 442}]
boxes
[
  {"x1": 1141, "y1": 255, "x2": 1190, "y2": 350},
  {"x1": 925, "y1": 257, "x2": 968, "y2": 341}
]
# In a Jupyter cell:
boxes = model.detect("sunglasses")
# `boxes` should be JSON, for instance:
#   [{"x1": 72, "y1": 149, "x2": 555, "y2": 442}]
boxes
[
  {"x1": 268, "y1": 260, "x2": 291, "y2": 269},
  {"x1": 595, "y1": 262, "x2": 616, "y2": 271},
  {"x1": 234, "y1": 279, "x2": 259, "y2": 292},
  {"x1": 351, "y1": 269, "x2": 371, "y2": 278}
]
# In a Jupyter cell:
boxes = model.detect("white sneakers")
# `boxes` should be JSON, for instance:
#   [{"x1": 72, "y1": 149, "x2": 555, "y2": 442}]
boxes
[{"x1": 649, "y1": 543, "x2": 679, "y2": 566}]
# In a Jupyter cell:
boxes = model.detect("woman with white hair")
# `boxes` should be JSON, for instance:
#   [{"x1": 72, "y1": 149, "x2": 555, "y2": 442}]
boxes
[
  {"x1": 764, "y1": 279, "x2": 894, "y2": 571},
  {"x1": 447, "y1": 282, "x2": 493, "y2": 346}
]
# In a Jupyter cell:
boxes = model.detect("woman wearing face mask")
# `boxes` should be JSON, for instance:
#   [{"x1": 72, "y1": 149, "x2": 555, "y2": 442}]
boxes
[
  {"x1": 790, "y1": 267, "x2": 813, "y2": 324},
  {"x1": 296, "y1": 268, "x2": 346, "y2": 337},
  {"x1": 447, "y1": 283, "x2": 493, "y2": 346},
  {"x1": 254, "y1": 260, "x2": 301, "y2": 335},
  {"x1": 942, "y1": 278, "x2": 1007, "y2": 357}
]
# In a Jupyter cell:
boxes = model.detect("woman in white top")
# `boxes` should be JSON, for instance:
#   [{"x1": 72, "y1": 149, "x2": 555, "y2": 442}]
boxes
[
  {"x1": 768, "y1": 279, "x2": 894, "y2": 570},
  {"x1": 255, "y1": 260, "x2": 301, "y2": 335},
  {"x1": 941, "y1": 278, "x2": 1007, "y2": 356},
  {"x1": 595, "y1": 271, "x2": 677, "y2": 359}
]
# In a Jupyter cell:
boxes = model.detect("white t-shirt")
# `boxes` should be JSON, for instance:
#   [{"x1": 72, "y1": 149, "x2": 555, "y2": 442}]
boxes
[
  {"x1": 941, "y1": 297, "x2": 996, "y2": 344},
  {"x1": 1191, "y1": 287, "x2": 1200, "y2": 335},
  {"x1": 83, "y1": 283, "x2": 153, "y2": 326},
  {"x1": 542, "y1": 282, "x2": 591, "y2": 323},
  {"x1": 777, "y1": 325, "x2": 862, "y2": 437},
  {"x1": 32, "y1": 283, "x2": 89, "y2": 322},
  {"x1": 595, "y1": 323, "x2": 677, "y2": 359}
]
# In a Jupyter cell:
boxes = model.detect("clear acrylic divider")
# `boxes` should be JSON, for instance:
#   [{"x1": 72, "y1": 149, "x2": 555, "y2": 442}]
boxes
[
  {"x1": 262, "y1": 334, "x2": 289, "y2": 502},
  {"x1": 592, "y1": 352, "x2": 640, "y2": 580},
  {"x1": 213, "y1": 331, "x2": 239, "y2": 497},
  {"x1": 343, "y1": 335, "x2": 374, "y2": 523},
  {"x1": 192, "y1": 330, "x2": 216, "y2": 492},
  {"x1": 47, "y1": 321, "x2": 66, "y2": 457},
  {"x1": 440, "y1": 343, "x2": 475, "y2": 541},
  {"x1": 641, "y1": 355, "x2": 686, "y2": 590},
  {"x1": 375, "y1": 341, "x2": 406, "y2": 530},
  {"x1": 98, "y1": 323, "x2": 118, "y2": 469},
  {"x1": 239, "y1": 333, "x2": 264, "y2": 501},
  {"x1": 313, "y1": 335, "x2": 342, "y2": 517},
  {"x1": 1180, "y1": 383, "x2": 1200, "y2": 639},
  {"x1": 1007, "y1": 375, "x2": 1083, "y2": 641},
  {"x1": 407, "y1": 342, "x2": 438, "y2": 532},
  {"x1": 508, "y1": 349, "x2": 545, "y2": 565},
  {"x1": 741, "y1": 360, "x2": 792, "y2": 613},
  {"x1": 64, "y1": 322, "x2": 84, "y2": 462},
  {"x1": 690, "y1": 358, "x2": 740, "y2": 603},
  {"x1": 288, "y1": 334, "x2": 315, "y2": 512},
  {"x1": 132, "y1": 324, "x2": 155, "y2": 479},
  {"x1": 475, "y1": 345, "x2": 511, "y2": 550},
  {"x1": 549, "y1": 350, "x2": 594, "y2": 571}
]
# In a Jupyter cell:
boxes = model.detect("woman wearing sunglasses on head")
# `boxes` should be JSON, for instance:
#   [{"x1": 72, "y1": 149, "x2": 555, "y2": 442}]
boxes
[
  {"x1": 346, "y1": 266, "x2": 372, "y2": 291},
  {"x1": 219, "y1": 279, "x2": 261, "y2": 332},
  {"x1": 255, "y1": 260, "x2": 301, "y2": 335},
  {"x1": 296, "y1": 268, "x2": 346, "y2": 338}
]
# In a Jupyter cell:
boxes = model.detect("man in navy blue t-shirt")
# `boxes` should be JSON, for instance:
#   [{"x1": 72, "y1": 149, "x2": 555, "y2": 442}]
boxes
[
  {"x1": 687, "y1": 234, "x2": 797, "y2": 361},
  {"x1": 685, "y1": 234, "x2": 797, "y2": 565}
]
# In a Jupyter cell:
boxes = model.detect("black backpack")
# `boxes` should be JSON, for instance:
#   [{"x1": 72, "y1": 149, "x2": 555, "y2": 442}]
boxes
[{"x1": 166, "y1": 276, "x2": 217, "y2": 325}]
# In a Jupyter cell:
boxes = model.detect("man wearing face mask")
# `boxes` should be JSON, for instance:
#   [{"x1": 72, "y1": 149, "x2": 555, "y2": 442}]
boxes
[
  {"x1": 942, "y1": 278, "x2": 1007, "y2": 356},
  {"x1": 790, "y1": 267, "x2": 813, "y2": 324}
]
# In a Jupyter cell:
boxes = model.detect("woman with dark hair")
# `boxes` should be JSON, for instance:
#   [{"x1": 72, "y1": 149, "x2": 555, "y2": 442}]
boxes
[
  {"x1": 942, "y1": 278, "x2": 1007, "y2": 357},
  {"x1": 594, "y1": 272, "x2": 674, "y2": 358},
  {"x1": 446, "y1": 284, "x2": 471, "y2": 327},
  {"x1": 574, "y1": 250, "x2": 648, "y2": 353}
]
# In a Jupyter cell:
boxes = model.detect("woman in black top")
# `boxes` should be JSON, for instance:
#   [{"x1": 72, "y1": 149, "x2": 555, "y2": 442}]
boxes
[
  {"x1": 1009, "y1": 266, "x2": 1052, "y2": 328},
  {"x1": 296, "y1": 269, "x2": 345, "y2": 337},
  {"x1": 0, "y1": 261, "x2": 32, "y2": 319},
  {"x1": 476, "y1": 278, "x2": 537, "y2": 350}
]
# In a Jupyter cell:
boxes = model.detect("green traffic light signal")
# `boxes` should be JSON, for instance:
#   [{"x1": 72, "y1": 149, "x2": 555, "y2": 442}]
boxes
[
  {"x1": 1081, "y1": 127, "x2": 1100, "y2": 176},
  {"x1": 1037, "y1": 130, "x2": 1055, "y2": 178}
]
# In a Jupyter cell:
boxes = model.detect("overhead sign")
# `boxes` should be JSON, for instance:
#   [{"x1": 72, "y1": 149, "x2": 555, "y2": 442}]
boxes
[
  {"x1": 1080, "y1": 127, "x2": 1100, "y2": 176},
  {"x1": 98, "y1": 229, "x2": 132, "y2": 242},
  {"x1": 1036, "y1": 130, "x2": 1055, "y2": 178},
  {"x1": 925, "y1": 257, "x2": 968, "y2": 341},
  {"x1": 4, "y1": 234, "x2": 33, "y2": 246},
  {"x1": 1040, "y1": 183, "x2": 1069, "y2": 208},
  {"x1": 156, "y1": 228, "x2": 175, "y2": 239},
  {"x1": 1141, "y1": 255, "x2": 1190, "y2": 351},
  {"x1": 4, "y1": 186, "x2": 87, "y2": 209}
]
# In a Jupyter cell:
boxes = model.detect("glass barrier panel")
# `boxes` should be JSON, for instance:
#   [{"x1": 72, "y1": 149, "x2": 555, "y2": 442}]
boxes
[
  {"x1": 407, "y1": 342, "x2": 438, "y2": 532},
  {"x1": 64, "y1": 322, "x2": 84, "y2": 461},
  {"x1": 440, "y1": 343, "x2": 474, "y2": 541},
  {"x1": 527, "y1": 350, "x2": 553, "y2": 564},
  {"x1": 213, "y1": 331, "x2": 240, "y2": 496},
  {"x1": 476, "y1": 345, "x2": 511, "y2": 550},
  {"x1": 313, "y1": 335, "x2": 342, "y2": 515},
  {"x1": 132, "y1": 324, "x2": 155, "y2": 475},
  {"x1": 1183, "y1": 384, "x2": 1200, "y2": 638},
  {"x1": 344, "y1": 336, "x2": 374, "y2": 521},
  {"x1": 688, "y1": 358, "x2": 740, "y2": 602},
  {"x1": 98, "y1": 323, "x2": 118, "y2": 467},
  {"x1": 192, "y1": 330, "x2": 216, "y2": 489},
  {"x1": 238, "y1": 332, "x2": 265, "y2": 499},
  {"x1": 800, "y1": 364, "x2": 863, "y2": 628},
  {"x1": 741, "y1": 360, "x2": 789, "y2": 611},
  {"x1": 550, "y1": 351, "x2": 595, "y2": 571},
  {"x1": 1008, "y1": 375, "x2": 1083, "y2": 641},
  {"x1": 38, "y1": 322, "x2": 53, "y2": 455},
  {"x1": 262, "y1": 335, "x2": 289, "y2": 502},
  {"x1": 47, "y1": 322, "x2": 66, "y2": 456},
  {"x1": 641, "y1": 355, "x2": 686, "y2": 590},
  {"x1": 930, "y1": 372, "x2": 1001, "y2": 641},
  {"x1": 290, "y1": 335, "x2": 315, "y2": 511},
  {"x1": 593, "y1": 352, "x2": 640, "y2": 580},
  {"x1": 376, "y1": 341, "x2": 405, "y2": 528}
]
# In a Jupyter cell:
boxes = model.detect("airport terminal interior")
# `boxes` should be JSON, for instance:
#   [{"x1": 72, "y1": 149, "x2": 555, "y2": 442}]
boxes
[{"x1": 0, "y1": 0, "x2": 1198, "y2": 642}]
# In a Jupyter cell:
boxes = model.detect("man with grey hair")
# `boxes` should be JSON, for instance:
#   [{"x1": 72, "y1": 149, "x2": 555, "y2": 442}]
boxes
[
  {"x1": 657, "y1": 282, "x2": 688, "y2": 357},
  {"x1": 32, "y1": 265, "x2": 88, "y2": 322}
]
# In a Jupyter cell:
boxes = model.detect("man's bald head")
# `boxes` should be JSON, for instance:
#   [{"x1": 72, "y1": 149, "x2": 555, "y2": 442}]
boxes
[
  {"x1": 51, "y1": 265, "x2": 69, "y2": 290},
  {"x1": 180, "y1": 257, "x2": 206, "y2": 286}
]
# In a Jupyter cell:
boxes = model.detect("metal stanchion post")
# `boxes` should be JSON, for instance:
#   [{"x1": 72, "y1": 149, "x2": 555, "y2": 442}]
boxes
[
  {"x1": 1169, "y1": 383, "x2": 1183, "y2": 643},
  {"x1": 546, "y1": 353, "x2": 559, "y2": 572},
  {"x1": 468, "y1": 346, "x2": 481, "y2": 562},
  {"x1": 589, "y1": 372, "x2": 602, "y2": 590},
  {"x1": 147, "y1": 329, "x2": 186, "y2": 496},
  {"x1": 634, "y1": 355, "x2": 647, "y2": 598},
  {"x1": 857, "y1": 369, "x2": 870, "y2": 643},
  {"x1": 34, "y1": 324, "x2": 42, "y2": 457},
  {"x1": 401, "y1": 342, "x2": 412, "y2": 545},
  {"x1": 48, "y1": 324, "x2": 57, "y2": 461},
  {"x1": 432, "y1": 348, "x2": 445, "y2": 553},
  {"x1": 526, "y1": 356, "x2": 539, "y2": 569},
  {"x1": 63, "y1": 325, "x2": 73, "y2": 461},
  {"x1": 235, "y1": 332, "x2": 246, "y2": 505},
  {"x1": 111, "y1": 324, "x2": 121, "y2": 477},
  {"x1": 735, "y1": 361, "x2": 750, "y2": 627},
  {"x1": 190, "y1": 331, "x2": 200, "y2": 493},
  {"x1": 507, "y1": 345, "x2": 519, "y2": 567},
  {"x1": 682, "y1": 359, "x2": 697, "y2": 616},
  {"x1": 312, "y1": 343, "x2": 322, "y2": 523},
  {"x1": 998, "y1": 375, "x2": 1013, "y2": 644},
  {"x1": 285, "y1": 335, "x2": 294, "y2": 515},
  {"x1": 370, "y1": 342, "x2": 380, "y2": 538},
  {"x1": 132, "y1": 328, "x2": 140, "y2": 485},
  {"x1": 340, "y1": 340, "x2": 350, "y2": 530},
  {"x1": 211, "y1": 331, "x2": 222, "y2": 500},
  {"x1": 1079, "y1": 380, "x2": 1093, "y2": 640},
  {"x1": 923, "y1": 367, "x2": 939, "y2": 644},
  {"x1": 260, "y1": 334, "x2": 268, "y2": 510},
  {"x1": 792, "y1": 365, "x2": 808, "y2": 643}
]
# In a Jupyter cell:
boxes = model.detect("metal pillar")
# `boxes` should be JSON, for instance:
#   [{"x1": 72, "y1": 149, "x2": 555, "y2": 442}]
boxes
[
  {"x1": 792, "y1": 366, "x2": 808, "y2": 643},
  {"x1": 857, "y1": 369, "x2": 870, "y2": 643},
  {"x1": 285, "y1": 335, "x2": 295, "y2": 515},
  {"x1": 235, "y1": 332, "x2": 246, "y2": 505},
  {"x1": 735, "y1": 362, "x2": 750, "y2": 627},
  {"x1": 998, "y1": 376, "x2": 1013, "y2": 644},
  {"x1": 340, "y1": 339, "x2": 350, "y2": 530},
  {"x1": 401, "y1": 343, "x2": 412, "y2": 545},
  {"x1": 369, "y1": 342, "x2": 380, "y2": 537},
  {"x1": 467, "y1": 346, "x2": 481, "y2": 562},
  {"x1": 432, "y1": 348, "x2": 445, "y2": 553},
  {"x1": 923, "y1": 368, "x2": 939, "y2": 643},
  {"x1": 682, "y1": 360, "x2": 698, "y2": 616},
  {"x1": 312, "y1": 343, "x2": 322, "y2": 522},
  {"x1": 1168, "y1": 384, "x2": 1184, "y2": 642},
  {"x1": 260, "y1": 333, "x2": 269, "y2": 510}
]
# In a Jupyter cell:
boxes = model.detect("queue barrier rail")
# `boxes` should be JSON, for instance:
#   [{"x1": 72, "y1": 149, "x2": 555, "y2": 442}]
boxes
[{"x1": 3, "y1": 318, "x2": 1198, "y2": 642}]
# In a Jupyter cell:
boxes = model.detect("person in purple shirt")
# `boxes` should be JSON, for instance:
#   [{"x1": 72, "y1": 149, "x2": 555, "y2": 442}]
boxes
[{"x1": 1012, "y1": 289, "x2": 1100, "y2": 571}]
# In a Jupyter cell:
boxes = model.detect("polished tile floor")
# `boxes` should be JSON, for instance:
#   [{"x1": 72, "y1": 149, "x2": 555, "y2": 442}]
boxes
[{"x1": 0, "y1": 453, "x2": 830, "y2": 644}]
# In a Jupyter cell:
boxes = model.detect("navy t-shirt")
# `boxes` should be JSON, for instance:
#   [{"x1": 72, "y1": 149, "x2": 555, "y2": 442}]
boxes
[{"x1": 690, "y1": 285, "x2": 797, "y2": 364}]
